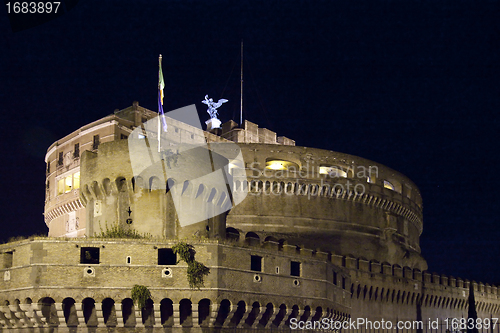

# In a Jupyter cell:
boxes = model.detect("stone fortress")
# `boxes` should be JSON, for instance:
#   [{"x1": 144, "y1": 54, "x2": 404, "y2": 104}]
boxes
[{"x1": 0, "y1": 101, "x2": 499, "y2": 332}]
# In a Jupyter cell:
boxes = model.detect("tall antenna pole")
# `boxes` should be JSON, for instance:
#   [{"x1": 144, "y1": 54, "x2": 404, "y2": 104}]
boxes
[{"x1": 240, "y1": 40, "x2": 243, "y2": 126}]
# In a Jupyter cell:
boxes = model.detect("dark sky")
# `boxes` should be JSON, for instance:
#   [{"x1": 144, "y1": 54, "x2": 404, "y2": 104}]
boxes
[{"x1": 1, "y1": 0, "x2": 499, "y2": 284}]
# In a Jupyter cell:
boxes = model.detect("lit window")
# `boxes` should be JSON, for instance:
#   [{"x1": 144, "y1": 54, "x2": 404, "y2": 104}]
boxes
[
  {"x1": 383, "y1": 181, "x2": 395, "y2": 191},
  {"x1": 57, "y1": 172, "x2": 80, "y2": 195},
  {"x1": 73, "y1": 172, "x2": 80, "y2": 189},
  {"x1": 58, "y1": 179, "x2": 65, "y2": 195},
  {"x1": 265, "y1": 159, "x2": 298, "y2": 171},
  {"x1": 64, "y1": 176, "x2": 73, "y2": 192},
  {"x1": 319, "y1": 166, "x2": 347, "y2": 178}
]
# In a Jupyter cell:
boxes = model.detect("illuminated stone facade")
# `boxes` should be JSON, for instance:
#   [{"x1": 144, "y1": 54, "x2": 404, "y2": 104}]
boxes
[{"x1": 0, "y1": 103, "x2": 499, "y2": 332}]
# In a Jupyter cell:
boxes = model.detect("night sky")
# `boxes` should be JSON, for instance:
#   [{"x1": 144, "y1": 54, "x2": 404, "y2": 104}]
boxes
[{"x1": 1, "y1": 1, "x2": 499, "y2": 284}]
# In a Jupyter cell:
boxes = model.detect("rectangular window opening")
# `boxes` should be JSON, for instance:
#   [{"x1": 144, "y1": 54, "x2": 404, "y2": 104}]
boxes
[
  {"x1": 250, "y1": 255, "x2": 262, "y2": 272},
  {"x1": 333, "y1": 271, "x2": 338, "y2": 285},
  {"x1": 74, "y1": 143, "x2": 80, "y2": 158},
  {"x1": 158, "y1": 248, "x2": 177, "y2": 265},
  {"x1": 57, "y1": 152, "x2": 63, "y2": 166},
  {"x1": 80, "y1": 247, "x2": 100, "y2": 264},
  {"x1": 342, "y1": 276, "x2": 346, "y2": 289},
  {"x1": 1, "y1": 251, "x2": 13, "y2": 269},
  {"x1": 290, "y1": 261, "x2": 301, "y2": 277},
  {"x1": 93, "y1": 135, "x2": 100, "y2": 150}
]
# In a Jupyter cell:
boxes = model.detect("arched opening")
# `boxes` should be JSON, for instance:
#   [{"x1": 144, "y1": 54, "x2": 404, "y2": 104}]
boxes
[
  {"x1": 142, "y1": 298, "x2": 154, "y2": 326},
  {"x1": 272, "y1": 304, "x2": 287, "y2": 328},
  {"x1": 122, "y1": 298, "x2": 136, "y2": 327},
  {"x1": 149, "y1": 176, "x2": 161, "y2": 191},
  {"x1": 196, "y1": 184, "x2": 205, "y2": 198},
  {"x1": 179, "y1": 299, "x2": 192, "y2": 327},
  {"x1": 207, "y1": 188, "x2": 217, "y2": 203},
  {"x1": 102, "y1": 298, "x2": 117, "y2": 327},
  {"x1": 214, "y1": 299, "x2": 231, "y2": 327},
  {"x1": 264, "y1": 236, "x2": 278, "y2": 243},
  {"x1": 319, "y1": 166, "x2": 348, "y2": 178},
  {"x1": 258, "y1": 303, "x2": 274, "y2": 328},
  {"x1": 160, "y1": 298, "x2": 174, "y2": 327},
  {"x1": 198, "y1": 298, "x2": 211, "y2": 327},
  {"x1": 115, "y1": 177, "x2": 127, "y2": 192},
  {"x1": 245, "y1": 232, "x2": 260, "y2": 245},
  {"x1": 311, "y1": 306, "x2": 322, "y2": 322},
  {"x1": 228, "y1": 301, "x2": 246, "y2": 327},
  {"x1": 226, "y1": 227, "x2": 240, "y2": 241},
  {"x1": 103, "y1": 178, "x2": 111, "y2": 195},
  {"x1": 265, "y1": 159, "x2": 299, "y2": 171},
  {"x1": 182, "y1": 180, "x2": 190, "y2": 195},
  {"x1": 285, "y1": 305, "x2": 299, "y2": 326},
  {"x1": 39, "y1": 297, "x2": 58, "y2": 327},
  {"x1": 82, "y1": 297, "x2": 97, "y2": 326},
  {"x1": 244, "y1": 302, "x2": 260, "y2": 327},
  {"x1": 299, "y1": 305, "x2": 311, "y2": 322},
  {"x1": 62, "y1": 297, "x2": 78, "y2": 327}
]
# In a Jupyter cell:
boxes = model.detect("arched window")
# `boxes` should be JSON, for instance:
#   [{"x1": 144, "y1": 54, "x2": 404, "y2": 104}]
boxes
[
  {"x1": 265, "y1": 159, "x2": 298, "y2": 171},
  {"x1": 319, "y1": 166, "x2": 347, "y2": 178}
]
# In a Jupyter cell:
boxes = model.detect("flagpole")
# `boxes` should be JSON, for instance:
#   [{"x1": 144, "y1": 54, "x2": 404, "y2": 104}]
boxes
[
  {"x1": 158, "y1": 54, "x2": 162, "y2": 153},
  {"x1": 240, "y1": 40, "x2": 243, "y2": 126}
]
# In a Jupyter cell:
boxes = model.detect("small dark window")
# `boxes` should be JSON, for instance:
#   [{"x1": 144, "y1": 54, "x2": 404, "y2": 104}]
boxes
[
  {"x1": 175, "y1": 127, "x2": 179, "y2": 133},
  {"x1": 158, "y1": 248, "x2": 177, "y2": 265},
  {"x1": 57, "y1": 152, "x2": 63, "y2": 166},
  {"x1": 93, "y1": 135, "x2": 100, "y2": 150},
  {"x1": 73, "y1": 143, "x2": 80, "y2": 158},
  {"x1": 2, "y1": 251, "x2": 13, "y2": 268},
  {"x1": 251, "y1": 255, "x2": 262, "y2": 272},
  {"x1": 80, "y1": 247, "x2": 100, "y2": 264},
  {"x1": 333, "y1": 271, "x2": 337, "y2": 285},
  {"x1": 342, "y1": 276, "x2": 346, "y2": 289},
  {"x1": 121, "y1": 134, "x2": 128, "y2": 140},
  {"x1": 46, "y1": 162, "x2": 50, "y2": 174},
  {"x1": 290, "y1": 261, "x2": 301, "y2": 277}
]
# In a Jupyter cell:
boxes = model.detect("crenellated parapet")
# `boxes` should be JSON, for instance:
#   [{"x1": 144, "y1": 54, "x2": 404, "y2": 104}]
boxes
[
  {"x1": 0, "y1": 237, "x2": 351, "y2": 331},
  {"x1": 79, "y1": 140, "x2": 233, "y2": 239},
  {"x1": 226, "y1": 143, "x2": 426, "y2": 270}
]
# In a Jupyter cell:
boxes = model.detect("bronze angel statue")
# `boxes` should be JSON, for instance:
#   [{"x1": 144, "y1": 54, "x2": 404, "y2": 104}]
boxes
[{"x1": 202, "y1": 95, "x2": 228, "y2": 119}]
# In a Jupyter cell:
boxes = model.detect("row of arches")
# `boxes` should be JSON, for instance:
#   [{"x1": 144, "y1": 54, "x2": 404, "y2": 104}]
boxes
[
  {"x1": 351, "y1": 284, "x2": 500, "y2": 314},
  {"x1": 0, "y1": 297, "x2": 349, "y2": 329},
  {"x1": 81, "y1": 176, "x2": 232, "y2": 209},
  {"x1": 234, "y1": 179, "x2": 422, "y2": 229}
]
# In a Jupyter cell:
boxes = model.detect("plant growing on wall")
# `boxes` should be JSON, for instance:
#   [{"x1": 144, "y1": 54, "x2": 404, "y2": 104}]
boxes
[
  {"x1": 94, "y1": 222, "x2": 151, "y2": 239},
  {"x1": 172, "y1": 242, "x2": 210, "y2": 289},
  {"x1": 131, "y1": 284, "x2": 151, "y2": 310}
]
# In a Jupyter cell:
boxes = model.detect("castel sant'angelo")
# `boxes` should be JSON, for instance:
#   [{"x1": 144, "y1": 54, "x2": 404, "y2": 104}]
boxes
[{"x1": 0, "y1": 100, "x2": 499, "y2": 332}]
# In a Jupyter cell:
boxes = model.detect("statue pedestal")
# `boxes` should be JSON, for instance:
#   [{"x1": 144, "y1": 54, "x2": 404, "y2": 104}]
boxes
[{"x1": 206, "y1": 118, "x2": 221, "y2": 131}]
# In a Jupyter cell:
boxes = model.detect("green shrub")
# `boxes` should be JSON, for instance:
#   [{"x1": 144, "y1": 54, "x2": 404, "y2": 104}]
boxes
[
  {"x1": 172, "y1": 241, "x2": 210, "y2": 289},
  {"x1": 94, "y1": 222, "x2": 151, "y2": 239},
  {"x1": 131, "y1": 284, "x2": 151, "y2": 309}
]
